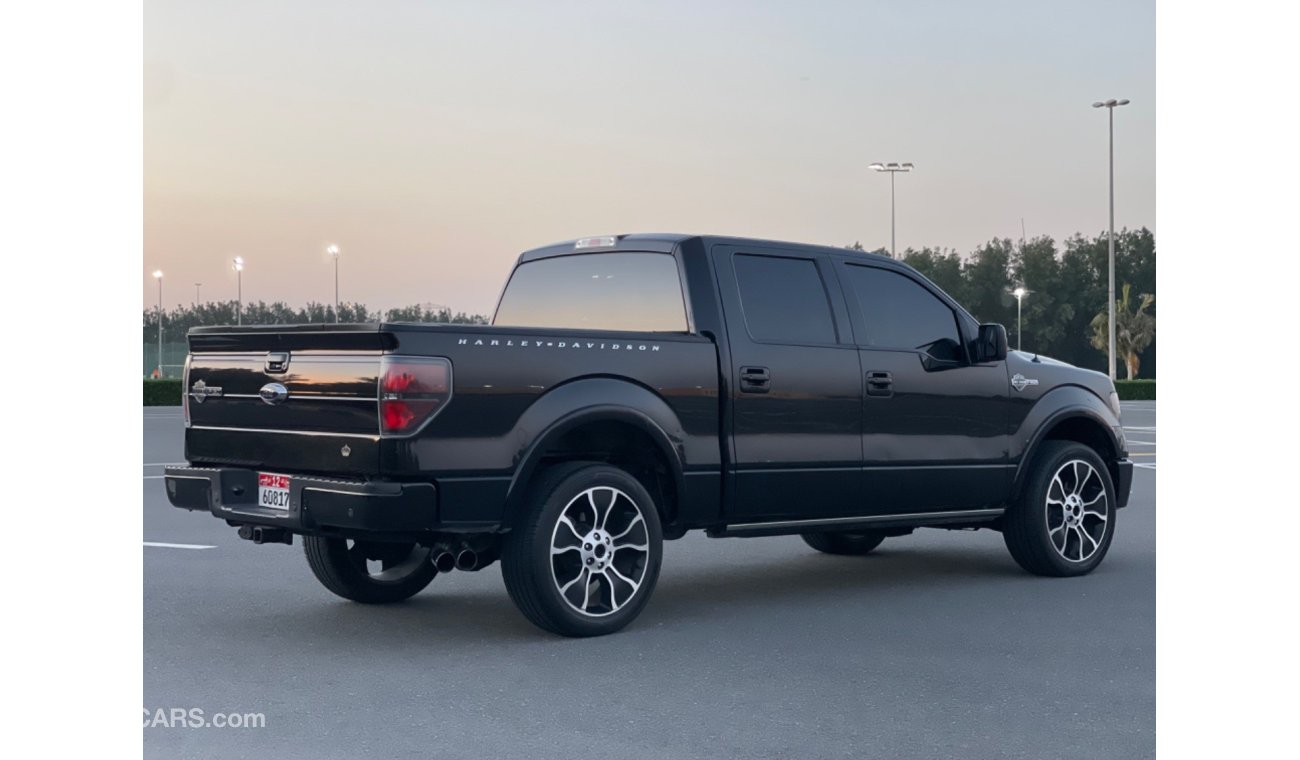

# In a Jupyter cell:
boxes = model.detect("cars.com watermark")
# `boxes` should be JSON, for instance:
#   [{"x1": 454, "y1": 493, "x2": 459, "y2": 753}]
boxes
[{"x1": 144, "y1": 708, "x2": 266, "y2": 729}]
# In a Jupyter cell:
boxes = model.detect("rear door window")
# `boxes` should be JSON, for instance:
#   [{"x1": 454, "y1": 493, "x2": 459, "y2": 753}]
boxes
[{"x1": 733, "y1": 254, "x2": 838, "y2": 345}]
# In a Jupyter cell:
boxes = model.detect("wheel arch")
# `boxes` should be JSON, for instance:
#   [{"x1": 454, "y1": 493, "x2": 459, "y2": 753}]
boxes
[
  {"x1": 501, "y1": 378, "x2": 687, "y2": 530},
  {"x1": 1012, "y1": 390, "x2": 1124, "y2": 503}
]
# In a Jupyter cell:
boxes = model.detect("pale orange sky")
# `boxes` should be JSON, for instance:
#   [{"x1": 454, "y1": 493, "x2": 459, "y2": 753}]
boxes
[{"x1": 144, "y1": 0, "x2": 1155, "y2": 316}]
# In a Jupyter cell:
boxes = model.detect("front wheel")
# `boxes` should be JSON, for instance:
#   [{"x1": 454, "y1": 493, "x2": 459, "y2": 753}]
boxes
[
  {"x1": 1003, "y1": 441, "x2": 1117, "y2": 577},
  {"x1": 501, "y1": 463, "x2": 663, "y2": 637},
  {"x1": 303, "y1": 536, "x2": 437, "y2": 604}
]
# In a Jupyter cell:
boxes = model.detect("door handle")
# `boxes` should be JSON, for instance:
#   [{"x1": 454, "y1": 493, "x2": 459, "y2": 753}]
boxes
[
  {"x1": 739, "y1": 366, "x2": 771, "y2": 394},
  {"x1": 866, "y1": 370, "x2": 893, "y2": 397}
]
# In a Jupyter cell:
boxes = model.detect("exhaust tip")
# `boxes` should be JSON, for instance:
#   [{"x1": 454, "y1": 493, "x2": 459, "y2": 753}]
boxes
[
  {"x1": 455, "y1": 548, "x2": 478, "y2": 572},
  {"x1": 433, "y1": 551, "x2": 457, "y2": 573}
]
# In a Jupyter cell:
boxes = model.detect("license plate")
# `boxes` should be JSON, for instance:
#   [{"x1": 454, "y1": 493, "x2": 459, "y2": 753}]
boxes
[{"x1": 257, "y1": 473, "x2": 292, "y2": 510}]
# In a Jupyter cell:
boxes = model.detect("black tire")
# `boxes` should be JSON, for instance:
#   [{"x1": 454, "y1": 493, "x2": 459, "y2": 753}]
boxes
[
  {"x1": 303, "y1": 536, "x2": 437, "y2": 604},
  {"x1": 801, "y1": 531, "x2": 886, "y2": 556},
  {"x1": 1003, "y1": 440, "x2": 1117, "y2": 577},
  {"x1": 501, "y1": 463, "x2": 663, "y2": 637}
]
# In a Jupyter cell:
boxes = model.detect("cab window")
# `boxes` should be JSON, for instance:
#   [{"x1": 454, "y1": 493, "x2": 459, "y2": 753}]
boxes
[{"x1": 841, "y1": 264, "x2": 963, "y2": 361}]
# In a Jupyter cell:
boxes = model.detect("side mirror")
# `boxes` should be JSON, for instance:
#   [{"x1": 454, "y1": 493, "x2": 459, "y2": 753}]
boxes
[{"x1": 975, "y1": 323, "x2": 1008, "y2": 362}]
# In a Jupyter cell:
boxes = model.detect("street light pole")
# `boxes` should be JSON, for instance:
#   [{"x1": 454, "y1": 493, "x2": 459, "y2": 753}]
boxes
[
  {"x1": 868, "y1": 162, "x2": 914, "y2": 257},
  {"x1": 1012, "y1": 287, "x2": 1027, "y2": 351},
  {"x1": 327, "y1": 245, "x2": 341, "y2": 322},
  {"x1": 1092, "y1": 98, "x2": 1129, "y2": 380},
  {"x1": 153, "y1": 270, "x2": 164, "y2": 377},
  {"x1": 195, "y1": 282, "x2": 201, "y2": 304},
  {"x1": 232, "y1": 257, "x2": 244, "y2": 325}
]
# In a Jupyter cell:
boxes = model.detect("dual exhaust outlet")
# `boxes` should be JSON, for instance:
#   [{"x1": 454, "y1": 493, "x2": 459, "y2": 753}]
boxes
[
  {"x1": 235, "y1": 525, "x2": 497, "y2": 572},
  {"x1": 432, "y1": 541, "x2": 496, "y2": 573}
]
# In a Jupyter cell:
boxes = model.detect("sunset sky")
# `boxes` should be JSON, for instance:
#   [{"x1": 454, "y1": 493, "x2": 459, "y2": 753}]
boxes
[{"x1": 144, "y1": 0, "x2": 1154, "y2": 316}]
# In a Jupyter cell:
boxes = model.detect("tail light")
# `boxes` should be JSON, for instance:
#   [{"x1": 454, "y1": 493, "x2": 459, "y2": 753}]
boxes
[
  {"x1": 378, "y1": 356, "x2": 452, "y2": 435},
  {"x1": 182, "y1": 354, "x2": 192, "y2": 428}
]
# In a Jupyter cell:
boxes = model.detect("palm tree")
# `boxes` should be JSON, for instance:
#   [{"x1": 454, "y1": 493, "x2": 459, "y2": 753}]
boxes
[{"x1": 1090, "y1": 283, "x2": 1155, "y2": 380}]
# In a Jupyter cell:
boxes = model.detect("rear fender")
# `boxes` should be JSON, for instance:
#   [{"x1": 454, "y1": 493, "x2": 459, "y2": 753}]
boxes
[{"x1": 501, "y1": 377, "x2": 687, "y2": 525}]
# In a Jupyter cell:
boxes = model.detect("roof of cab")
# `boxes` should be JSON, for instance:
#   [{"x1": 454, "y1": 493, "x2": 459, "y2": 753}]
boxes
[{"x1": 517, "y1": 233, "x2": 895, "y2": 264}]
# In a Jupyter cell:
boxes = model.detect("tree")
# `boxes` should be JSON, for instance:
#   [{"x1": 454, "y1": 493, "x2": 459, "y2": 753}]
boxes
[
  {"x1": 1057, "y1": 235, "x2": 1108, "y2": 371},
  {"x1": 959, "y1": 238, "x2": 1016, "y2": 327},
  {"x1": 901, "y1": 247, "x2": 965, "y2": 304},
  {"x1": 143, "y1": 300, "x2": 488, "y2": 342},
  {"x1": 1010, "y1": 236, "x2": 1074, "y2": 352},
  {"x1": 1089, "y1": 283, "x2": 1155, "y2": 380},
  {"x1": 845, "y1": 241, "x2": 888, "y2": 256}
]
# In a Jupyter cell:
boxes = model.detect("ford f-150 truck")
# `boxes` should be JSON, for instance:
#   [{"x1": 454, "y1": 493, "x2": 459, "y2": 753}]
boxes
[{"x1": 165, "y1": 233, "x2": 1133, "y2": 637}]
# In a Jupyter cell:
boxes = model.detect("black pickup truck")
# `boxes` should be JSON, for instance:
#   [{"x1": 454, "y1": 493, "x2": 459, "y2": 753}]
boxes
[{"x1": 166, "y1": 233, "x2": 1133, "y2": 636}]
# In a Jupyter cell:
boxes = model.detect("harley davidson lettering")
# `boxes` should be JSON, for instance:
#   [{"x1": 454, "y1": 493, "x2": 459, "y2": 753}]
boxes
[{"x1": 457, "y1": 338, "x2": 661, "y2": 352}]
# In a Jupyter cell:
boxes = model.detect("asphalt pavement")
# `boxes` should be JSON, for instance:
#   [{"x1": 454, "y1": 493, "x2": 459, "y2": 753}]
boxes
[{"x1": 144, "y1": 401, "x2": 1156, "y2": 759}]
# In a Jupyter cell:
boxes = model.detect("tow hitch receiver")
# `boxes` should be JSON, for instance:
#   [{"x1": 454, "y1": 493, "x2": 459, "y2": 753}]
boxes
[{"x1": 237, "y1": 525, "x2": 293, "y2": 545}]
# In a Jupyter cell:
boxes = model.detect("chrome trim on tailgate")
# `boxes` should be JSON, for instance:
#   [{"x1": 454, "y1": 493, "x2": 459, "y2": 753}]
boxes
[{"x1": 188, "y1": 425, "x2": 380, "y2": 440}]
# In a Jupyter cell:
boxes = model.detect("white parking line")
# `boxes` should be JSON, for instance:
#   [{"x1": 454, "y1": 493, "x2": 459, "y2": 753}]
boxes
[
  {"x1": 144, "y1": 542, "x2": 215, "y2": 550},
  {"x1": 1127, "y1": 440, "x2": 1157, "y2": 446},
  {"x1": 1134, "y1": 463, "x2": 1157, "y2": 470},
  {"x1": 144, "y1": 476, "x2": 165, "y2": 480},
  {"x1": 1123, "y1": 426, "x2": 1157, "y2": 432},
  {"x1": 143, "y1": 462, "x2": 186, "y2": 467}
]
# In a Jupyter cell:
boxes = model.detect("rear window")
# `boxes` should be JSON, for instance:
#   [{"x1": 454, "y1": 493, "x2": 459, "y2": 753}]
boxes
[{"x1": 493, "y1": 252, "x2": 688, "y2": 331}]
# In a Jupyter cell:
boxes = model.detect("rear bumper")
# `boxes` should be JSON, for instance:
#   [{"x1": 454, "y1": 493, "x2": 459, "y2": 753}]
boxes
[
  {"x1": 163, "y1": 466, "x2": 437, "y2": 536},
  {"x1": 1115, "y1": 458, "x2": 1134, "y2": 508}
]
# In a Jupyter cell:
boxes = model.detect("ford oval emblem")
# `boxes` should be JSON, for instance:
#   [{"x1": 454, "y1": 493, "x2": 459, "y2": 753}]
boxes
[{"x1": 259, "y1": 382, "x2": 289, "y2": 405}]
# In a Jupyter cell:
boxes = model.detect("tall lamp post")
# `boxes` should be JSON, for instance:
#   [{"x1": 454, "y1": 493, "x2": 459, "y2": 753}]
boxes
[
  {"x1": 195, "y1": 282, "x2": 202, "y2": 304},
  {"x1": 868, "y1": 162, "x2": 914, "y2": 257},
  {"x1": 1012, "y1": 286, "x2": 1027, "y2": 351},
  {"x1": 327, "y1": 244, "x2": 341, "y2": 322},
  {"x1": 232, "y1": 257, "x2": 244, "y2": 325},
  {"x1": 1092, "y1": 98, "x2": 1129, "y2": 380},
  {"x1": 153, "y1": 270, "x2": 164, "y2": 377}
]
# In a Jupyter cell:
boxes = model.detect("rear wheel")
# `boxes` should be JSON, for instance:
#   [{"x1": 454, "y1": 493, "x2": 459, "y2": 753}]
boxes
[
  {"x1": 501, "y1": 463, "x2": 663, "y2": 637},
  {"x1": 1003, "y1": 441, "x2": 1116, "y2": 576},
  {"x1": 801, "y1": 531, "x2": 886, "y2": 556},
  {"x1": 303, "y1": 536, "x2": 437, "y2": 604}
]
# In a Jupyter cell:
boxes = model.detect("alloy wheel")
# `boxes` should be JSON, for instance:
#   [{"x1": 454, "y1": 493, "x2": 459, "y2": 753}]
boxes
[
  {"x1": 549, "y1": 486, "x2": 650, "y2": 617},
  {"x1": 1045, "y1": 459, "x2": 1109, "y2": 563}
]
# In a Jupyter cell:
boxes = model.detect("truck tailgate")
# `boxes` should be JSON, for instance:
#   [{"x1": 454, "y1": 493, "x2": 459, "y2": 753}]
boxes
[
  {"x1": 184, "y1": 325, "x2": 389, "y2": 475},
  {"x1": 186, "y1": 353, "x2": 379, "y2": 435}
]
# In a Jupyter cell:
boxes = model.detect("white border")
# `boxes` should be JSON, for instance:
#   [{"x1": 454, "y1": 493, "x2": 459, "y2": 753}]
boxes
[
  {"x1": 1, "y1": 1, "x2": 142, "y2": 754},
  {"x1": 1159, "y1": 1, "x2": 1299, "y2": 756}
]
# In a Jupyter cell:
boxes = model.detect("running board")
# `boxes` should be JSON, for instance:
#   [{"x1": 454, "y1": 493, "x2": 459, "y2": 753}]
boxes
[{"x1": 707, "y1": 508, "x2": 1005, "y2": 538}]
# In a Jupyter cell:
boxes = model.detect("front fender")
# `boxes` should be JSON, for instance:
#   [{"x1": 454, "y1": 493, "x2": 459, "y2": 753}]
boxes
[
  {"x1": 1010, "y1": 385, "x2": 1125, "y2": 500},
  {"x1": 501, "y1": 377, "x2": 688, "y2": 522}
]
